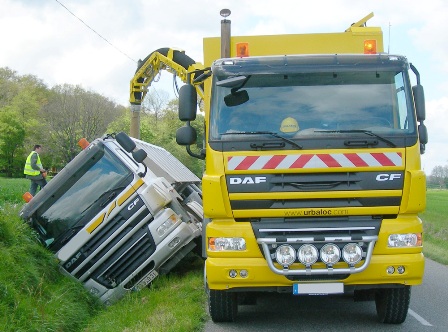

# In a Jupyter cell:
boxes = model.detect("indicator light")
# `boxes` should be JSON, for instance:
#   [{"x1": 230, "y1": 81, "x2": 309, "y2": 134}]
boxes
[
  {"x1": 364, "y1": 39, "x2": 377, "y2": 54},
  {"x1": 236, "y1": 42, "x2": 249, "y2": 57}
]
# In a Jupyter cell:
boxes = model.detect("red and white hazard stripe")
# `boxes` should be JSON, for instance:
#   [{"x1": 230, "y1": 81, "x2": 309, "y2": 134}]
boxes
[{"x1": 227, "y1": 152, "x2": 402, "y2": 171}]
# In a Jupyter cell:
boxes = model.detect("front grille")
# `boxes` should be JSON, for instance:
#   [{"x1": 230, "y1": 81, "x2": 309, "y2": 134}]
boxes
[
  {"x1": 227, "y1": 171, "x2": 403, "y2": 212},
  {"x1": 285, "y1": 274, "x2": 350, "y2": 282},
  {"x1": 231, "y1": 197, "x2": 400, "y2": 210},
  {"x1": 64, "y1": 195, "x2": 157, "y2": 289},
  {"x1": 91, "y1": 223, "x2": 155, "y2": 288},
  {"x1": 252, "y1": 216, "x2": 381, "y2": 240}
]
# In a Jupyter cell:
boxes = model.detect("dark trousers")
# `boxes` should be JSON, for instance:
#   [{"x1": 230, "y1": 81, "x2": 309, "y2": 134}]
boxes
[{"x1": 30, "y1": 178, "x2": 47, "y2": 196}]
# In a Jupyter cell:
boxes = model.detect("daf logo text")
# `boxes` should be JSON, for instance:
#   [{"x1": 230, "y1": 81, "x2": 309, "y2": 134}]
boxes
[{"x1": 229, "y1": 176, "x2": 267, "y2": 185}]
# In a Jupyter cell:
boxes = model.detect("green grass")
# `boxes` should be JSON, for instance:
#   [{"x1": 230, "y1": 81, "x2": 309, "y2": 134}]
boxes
[
  {"x1": 420, "y1": 190, "x2": 448, "y2": 265},
  {"x1": 0, "y1": 178, "x2": 30, "y2": 208},
  {"x1": 0, "y1": 178, "x2": 207, "y2": 332},
  {"x1": 0, "y1": 179, "x2": 446, "y2": 331},
  {"x1": 83, "y1": 256, "x2": 206, "y2": 332},
  {"x1": 0, "y1": 202, "x2": 102, "y2": 332}
]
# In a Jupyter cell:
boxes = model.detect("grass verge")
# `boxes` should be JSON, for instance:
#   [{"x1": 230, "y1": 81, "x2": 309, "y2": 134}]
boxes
[
  {"x1": 1, "y1": 178, "x2": 446, "y2": 331},
  {"x1": 0, "y1": 178, "x2": 206, "y2": 332},
  {"x1": 420, "y1": 189, "x2": 448, "y2": 265}
]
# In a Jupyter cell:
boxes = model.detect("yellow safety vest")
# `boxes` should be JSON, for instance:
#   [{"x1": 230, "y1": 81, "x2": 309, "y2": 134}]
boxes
[{"x1": 24, "y1": 151, "x2": 42, "y2": 176}]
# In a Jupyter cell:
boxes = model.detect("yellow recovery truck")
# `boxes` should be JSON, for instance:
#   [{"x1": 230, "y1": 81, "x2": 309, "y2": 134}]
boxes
[{"x1": 130, "y1": 12, "x2": 428, "y2": 324}]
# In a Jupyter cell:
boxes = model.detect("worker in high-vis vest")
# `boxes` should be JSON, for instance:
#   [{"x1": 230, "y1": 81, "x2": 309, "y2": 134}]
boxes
[{"x1": 24, "y1": 144, "x2": 47, "y2": 196}]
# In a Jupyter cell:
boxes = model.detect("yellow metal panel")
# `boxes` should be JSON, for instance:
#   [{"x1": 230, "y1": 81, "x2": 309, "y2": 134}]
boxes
[
  {"x1": 86, "y1": 213, "x2": 106, "y2": 234},
  {"x1": 203, "y1": 28, "x2": 383, "y2": 67},
  {"x1": 202, "y1": 175, "x2": 231, "y2": 218},
  {"x1": 232, "y1": 206, "x2": 399, "y2": 219},
  {"x1": 206, "y1": 253, "x2": 424, "y2": 290},
  {"x1": 229, "y1": 190, "x2": 402, "y2": 201},
  {"x1": 117, "y1": 178, "x2": 144, "y2": 206},
  {"x1": 400, "y1": 170, "x2": 426, "y2": 213},
  {"x1": 106, "y1": 201, "x2": 116, "y2": 217}
]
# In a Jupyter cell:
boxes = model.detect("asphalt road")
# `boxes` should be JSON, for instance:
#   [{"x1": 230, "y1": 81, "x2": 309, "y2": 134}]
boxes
[{"x1": 204, "y1": 258, "x2": 447, "y2": 331}]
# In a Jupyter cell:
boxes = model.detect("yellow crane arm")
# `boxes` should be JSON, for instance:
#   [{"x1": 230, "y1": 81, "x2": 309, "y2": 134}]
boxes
[{"x1": 130, "y1": 48, "x2": 205, "y2": 105}]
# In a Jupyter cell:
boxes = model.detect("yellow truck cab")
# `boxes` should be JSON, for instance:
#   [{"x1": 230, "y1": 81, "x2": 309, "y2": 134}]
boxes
[
  {"x1": 176, "y1": 13, "x2": 427, "y2": 324},
  {"x1": 130, "y1": 12, "x2": 428, "y2": 324}
]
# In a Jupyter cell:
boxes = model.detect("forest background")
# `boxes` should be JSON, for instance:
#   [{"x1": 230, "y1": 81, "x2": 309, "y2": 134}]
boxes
[
  {"x1": 0, "y1": 66, "x2": 447, "y2": 188},
  {"x1": 0, "y1": 67, "x2": 205, "y2": 180}
]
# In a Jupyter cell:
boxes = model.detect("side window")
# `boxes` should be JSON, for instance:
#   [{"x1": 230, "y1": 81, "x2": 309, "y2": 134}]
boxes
[{"x1": 394, "y1": 72, "x2": 409, "y2": 130}]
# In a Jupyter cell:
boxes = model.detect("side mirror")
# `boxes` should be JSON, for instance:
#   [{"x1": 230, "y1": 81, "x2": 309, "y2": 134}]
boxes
[
  {"x1": 179, "y1": 85, "x2": 197, "y2": 121},
  {"x1": 418, "y1": 123, "x2": 428, "y2": 145},
  {"x1": 116, "y1": 131, "x2": 136, "y2": 152},
  {"x1": 132, "y1": 149, "x2": 147, "y2": 163},
  {"x1": 412, "y1": 85, "x2": 426, "y2": 122},
  {"x1": 176, "y1": 125, "x2": 197, "y2": 146}
]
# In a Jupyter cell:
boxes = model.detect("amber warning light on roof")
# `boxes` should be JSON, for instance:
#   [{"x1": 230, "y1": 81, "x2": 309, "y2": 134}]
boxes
[
  {"x1": 78, "y1": 138, "x2": 90, "y2": 150},
  {"x1": 364, "y1": 39, "x2": 377, "y2": 54},
  {"x1": 236, "y1": 42, "x2": 249, "y2": 57}
]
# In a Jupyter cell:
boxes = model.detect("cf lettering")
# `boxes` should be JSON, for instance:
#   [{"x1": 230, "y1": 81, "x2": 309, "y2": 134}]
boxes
[
  {"x1": 376, "y1": 174, "x2": 401, "y2": 181},
  {"x1": 128, "y1": 198, "x2": 140, "y2": 210}
]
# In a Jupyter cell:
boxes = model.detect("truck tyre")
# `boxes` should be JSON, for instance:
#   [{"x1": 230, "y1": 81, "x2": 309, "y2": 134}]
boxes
[
  {"x1": 208, "y1": 289, "x2": 238, "y2": 322},
  {"x1": 375, "y1": 286, "x2": 410, "y2": 324}
]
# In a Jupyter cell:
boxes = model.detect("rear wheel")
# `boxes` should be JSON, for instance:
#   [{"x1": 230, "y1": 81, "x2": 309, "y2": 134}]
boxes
[
  {"x1": 208, "y1": 288, "x2": 238, "y2": 322},
  {"x1": 375, "y1": 286, "x2": 411, "y2": 324}
]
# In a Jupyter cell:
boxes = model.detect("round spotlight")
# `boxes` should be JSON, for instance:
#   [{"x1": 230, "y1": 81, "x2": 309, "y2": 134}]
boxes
[
  {"x1": 386, "y1": 266, "x2": 395, "y2": 274},
  {"x1": 397, "y1": 266, "x2": 405, "y2": 274},
  {"x1": 275, "y1": 244, "x2": 296, "y2": 266},
  {"x1": 240, "y1": 269, "x2": 248, "y2": 278},
  {"x1": 320, "y1": 243, "x2": 341, "y2": 265},
  {"x1": 229, "y1": 269, "x2": 238, "y2": 278},
  {"x1": 342, "y1": 243, "x2": 363, "y2": 265},
  {"x1": 297, "y1": 244, "x2": 318, "y2": 266}
]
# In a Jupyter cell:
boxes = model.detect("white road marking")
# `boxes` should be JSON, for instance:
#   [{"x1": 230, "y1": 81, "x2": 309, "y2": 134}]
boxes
[{"x1": 409, "y1": 308, "x2": 433, "y2": 326}]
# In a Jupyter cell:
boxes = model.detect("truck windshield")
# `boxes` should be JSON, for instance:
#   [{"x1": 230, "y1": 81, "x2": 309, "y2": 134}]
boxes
[
  {"x1": 210, "y1": 71, "x2": 415, "y2": 145},
  {"x1": 33, "y1": 146, "x2": 133, "y2": 248}
]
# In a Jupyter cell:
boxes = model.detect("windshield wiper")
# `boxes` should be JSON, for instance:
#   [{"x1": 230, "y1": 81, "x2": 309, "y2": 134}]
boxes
[
  {"x1": 314, "y1": 129, "x2": 396, "y2": 147},
  {"x1": 220, "y1": 131, "x2": 303, "y2": 149},
  {"x1": 98, "y1": 186, "x2": 128, "y2": 207},
  {"x1": 56, "y1": 225, "x2": 84, "y2": 246}
]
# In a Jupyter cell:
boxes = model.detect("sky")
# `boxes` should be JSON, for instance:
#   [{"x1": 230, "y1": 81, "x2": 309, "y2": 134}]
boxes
[{"x1": 0, "y1": 0, "x2": 447, "y2": 174}]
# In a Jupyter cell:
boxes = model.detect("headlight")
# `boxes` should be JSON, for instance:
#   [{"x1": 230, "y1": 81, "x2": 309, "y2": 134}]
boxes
[
  {"x1": 156, "y1": 213, "x2": 179, "y2": 236},
  {"x1": 275, "y1": 244, "x2": 296, "y2": 266},
  {"x1": 342, "y1": 243, "x2": 362, "y2": 265},
  {"x1": 388, "y1": 233, "x2": 422, "y2": 247},
  {"x1": 208, "y1": 237, "x2": 246, "y2": 251},
  {"x1": 320, "y1": 243, "x2": 341, "y2": 265},
  {"x1": 297, "y1": 244, "x2": 318, "y2": 266}
]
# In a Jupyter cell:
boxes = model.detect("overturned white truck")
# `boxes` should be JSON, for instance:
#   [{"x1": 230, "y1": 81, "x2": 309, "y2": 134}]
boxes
[{"x1": 20, "y1": 132, "x2": 203, "y2": 304}]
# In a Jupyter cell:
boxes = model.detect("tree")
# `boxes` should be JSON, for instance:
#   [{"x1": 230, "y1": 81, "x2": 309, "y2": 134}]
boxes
[
  {"x1": 138, "y1": 98, "x2": 205, "y2": 177},
  {"x1": 0, "y1": 68, "x2": 49, "y2": 177},
  {"x1": 40, "y1": 84, "x2": 122, "y2": 165},
  {"x1": 428, "y1": 165, "x2": 448, "y2": 189},
  {"x1": 0, "y1": 109, "x2": 25, "y2": 177}
]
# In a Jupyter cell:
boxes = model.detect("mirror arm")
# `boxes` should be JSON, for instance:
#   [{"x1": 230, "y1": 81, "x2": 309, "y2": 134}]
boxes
[
  {"x1": 410, "y1": 63, "x2": 421, "y2": 85},
  {"x1": 186, "y1": 145, "x2": 205, "y2": 160}
]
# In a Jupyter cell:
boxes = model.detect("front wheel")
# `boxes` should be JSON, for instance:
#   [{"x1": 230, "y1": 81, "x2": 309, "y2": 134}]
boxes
[
  {"x1": 208, "y1": 288, "x2": 238, "y2": 322},
  {"x1": 375, "y1": 286, "x2": 411, "y2": 324}
]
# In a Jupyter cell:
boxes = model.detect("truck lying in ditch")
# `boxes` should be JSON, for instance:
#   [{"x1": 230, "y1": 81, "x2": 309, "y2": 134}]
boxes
[{"x1": 19, "y1": 132, "x2": 203, "y2": 304}]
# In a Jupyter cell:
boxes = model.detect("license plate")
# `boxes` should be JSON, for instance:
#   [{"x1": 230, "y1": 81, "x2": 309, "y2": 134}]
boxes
[
  {"x1": 293, "y1": 283, "x2": 343, "y2": 295},
  {"x1": 134, "y1": 270, "x2": 159, "y2": 291}
]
